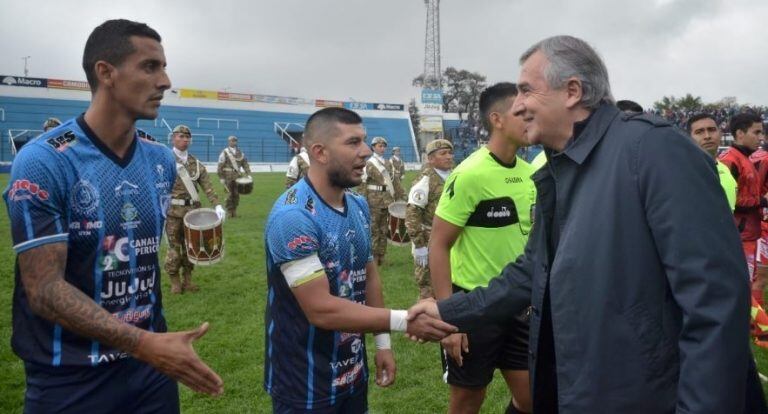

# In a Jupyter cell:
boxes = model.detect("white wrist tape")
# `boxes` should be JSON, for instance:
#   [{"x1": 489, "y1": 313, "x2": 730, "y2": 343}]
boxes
[
  {"x1": 390, "y1": 310, "x2": 408, "y2": 332},
  {"x1": 374, "y1": 333, "x2": 391, "y2": 350}
]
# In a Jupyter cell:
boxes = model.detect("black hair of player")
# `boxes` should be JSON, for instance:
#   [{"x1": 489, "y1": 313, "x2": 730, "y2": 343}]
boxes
[
  {"x1": 82, "y1": 19, "x2": 162, "y2": 91},
  {"x1": 479, "y1": 82, "x2": 518, "y2": 133},
  {"x1": 304, "y1": 107, "x2": 364, "y2": 146}
]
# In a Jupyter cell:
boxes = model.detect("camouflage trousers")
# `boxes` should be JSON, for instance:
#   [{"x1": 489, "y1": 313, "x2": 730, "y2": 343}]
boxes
[
  {"x1": 164, "y1": 215, "x2": 193, "y2": 276},
  {"x1": 224, "y1": 178, "x2": 239, "y2": 213},
  {"x1": 370, "y1": 206, "x2": 389, "y2": 258},
  {"x1": 414, "y1": 263, "x2": 434, "y2": 299}
]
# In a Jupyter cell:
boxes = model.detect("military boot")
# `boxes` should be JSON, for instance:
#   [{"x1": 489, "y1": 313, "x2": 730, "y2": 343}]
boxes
[
  {"x1": 182, "y1": 270, "x2": 199, "y2": 293},
  {"x1": 168, "y1": 274, "x2": 182, "y2": 294}
]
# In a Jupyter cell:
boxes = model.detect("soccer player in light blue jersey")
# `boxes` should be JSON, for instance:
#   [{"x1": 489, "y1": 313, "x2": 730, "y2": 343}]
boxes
[
  {"x1": 264, "y1": 107, "x2": 457, "y2": 413},
  {"x1": 4, "y1": 19, "x2": 222, "y2": 413}
]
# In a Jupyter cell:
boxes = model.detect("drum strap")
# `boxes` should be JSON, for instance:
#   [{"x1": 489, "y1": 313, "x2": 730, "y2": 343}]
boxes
[
  {"x1": 225, "y1": 148, "x2": 241, "y2": 173},
  {"x1": 176, "y1": 162, "x2": 200, "y2": 202},
  {"x1": 370, "y1": 156, "x2": 395, "y2": 197}
]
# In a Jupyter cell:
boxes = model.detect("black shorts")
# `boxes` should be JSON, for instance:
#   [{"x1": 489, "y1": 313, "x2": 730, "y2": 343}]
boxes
[
  {"x1": 442, "y1": 284, "x2": 530, "y2": 389},
  {"x1": 24, "y1": 357, "x2": 179, "y2": 414}
]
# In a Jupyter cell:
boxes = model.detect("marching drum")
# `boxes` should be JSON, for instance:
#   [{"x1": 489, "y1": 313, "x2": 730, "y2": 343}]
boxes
[
  {"x1": 236, "y1": 175, "x2": 253, "y2": 194},
  {"x1": 387, "y1": 201, "x2": 410, "y2": 246},
  {"x1": 183, "y1": 208, "x2": 224, "y2": 265}
]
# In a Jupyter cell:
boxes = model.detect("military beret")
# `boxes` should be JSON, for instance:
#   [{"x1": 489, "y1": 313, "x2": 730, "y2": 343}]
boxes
[{"x1": 426, "y1": 139, "x2": 453, "y2": 155}]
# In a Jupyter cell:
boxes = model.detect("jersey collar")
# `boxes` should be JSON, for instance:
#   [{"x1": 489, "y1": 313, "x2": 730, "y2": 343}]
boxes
[
  {"x1": 304, "y1": 176, "x2": 349, "y2": 217},
  {"x1": 76, "y1": 114, "x2": 137, "y2": 168}
]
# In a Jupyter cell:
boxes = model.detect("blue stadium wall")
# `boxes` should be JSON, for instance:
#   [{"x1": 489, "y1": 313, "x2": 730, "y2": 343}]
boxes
[{"x1": 0, "y1": 94, "x2": 417, "y2": 163}]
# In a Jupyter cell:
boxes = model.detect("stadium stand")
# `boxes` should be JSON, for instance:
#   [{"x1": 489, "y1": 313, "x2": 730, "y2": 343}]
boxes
[{"x1": 0, "y1": 78, "x2": 418, "y2": 164}]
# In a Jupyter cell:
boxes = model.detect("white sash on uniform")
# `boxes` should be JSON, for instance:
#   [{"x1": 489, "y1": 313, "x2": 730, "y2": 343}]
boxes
[
  {"x1": 224, "y1": 148, "x2": 241, "y2": 174},
  {"x1": 176, "y1": 162, "x2": 200, "y2": 202},
  {"x1": 370, "y1": 156, "x2": 395, "y2": 197}
]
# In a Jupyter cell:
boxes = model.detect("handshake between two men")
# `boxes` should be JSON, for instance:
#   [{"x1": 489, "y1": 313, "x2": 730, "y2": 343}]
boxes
[{"x1": 404, "y1": 298, "x2": 456, "y2": 342}]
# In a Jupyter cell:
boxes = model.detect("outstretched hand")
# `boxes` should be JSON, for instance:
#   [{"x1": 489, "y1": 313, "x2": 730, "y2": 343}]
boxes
[
  {"x1": 132, "y1": 322, "x2": 224, "y2": 396},
  {"x1": 405, "y1": 299, "x2": 458, "y2": 342}
]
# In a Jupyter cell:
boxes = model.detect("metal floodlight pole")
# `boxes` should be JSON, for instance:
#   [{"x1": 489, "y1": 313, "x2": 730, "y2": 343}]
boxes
[
  {"x1": 423, "y1": 0, "x2": 441, "y2": 89},
  {"x1": 22, "y1": 56, "x2": 31, "y2": 77}
]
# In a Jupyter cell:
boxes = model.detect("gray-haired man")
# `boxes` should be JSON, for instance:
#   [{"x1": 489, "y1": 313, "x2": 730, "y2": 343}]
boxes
[{"x1": 407, "y1": 35, "x2": 761, "y2": 413}]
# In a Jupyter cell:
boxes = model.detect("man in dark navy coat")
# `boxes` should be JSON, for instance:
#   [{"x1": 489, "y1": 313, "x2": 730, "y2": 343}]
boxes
[{"x1": 408, "y1": 35, "x2": 761, "y2": 413}]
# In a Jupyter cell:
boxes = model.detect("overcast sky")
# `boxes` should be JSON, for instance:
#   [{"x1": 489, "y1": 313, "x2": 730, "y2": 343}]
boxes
[{"x1": 1, "y1": 0, "x2": 765, "y2": 109}]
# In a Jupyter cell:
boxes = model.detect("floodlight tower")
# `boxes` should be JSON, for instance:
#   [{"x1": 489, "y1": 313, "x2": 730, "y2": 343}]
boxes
[{"x1": 423, "y1": 0, "x2": 441, "y2": 89}]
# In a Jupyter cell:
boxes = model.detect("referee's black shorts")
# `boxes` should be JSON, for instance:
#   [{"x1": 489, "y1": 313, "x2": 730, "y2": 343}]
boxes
[{"x1": 441, "y1": 284, "x2": 530, "y2": 389}]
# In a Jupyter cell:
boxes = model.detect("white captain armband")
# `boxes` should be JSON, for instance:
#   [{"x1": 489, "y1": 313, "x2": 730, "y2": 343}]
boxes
[{"x1": 280, "y1": 254, "x2": 325, "y2": 287}]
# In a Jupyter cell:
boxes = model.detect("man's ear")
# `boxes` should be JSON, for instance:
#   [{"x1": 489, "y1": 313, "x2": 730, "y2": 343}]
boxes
[
  {"x1": 309, "y1": 142, "x2": 327, "y2": 164},
  {"x1": 94, "y1": 60, "x2": 116, "y2": 89},
  {"x1": 563, "y1": 77, "x2": 583, "y2": 109}
]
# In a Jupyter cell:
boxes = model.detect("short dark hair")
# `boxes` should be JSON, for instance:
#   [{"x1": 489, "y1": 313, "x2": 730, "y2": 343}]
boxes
[
  {"x1": 478, "y1": 82, "x2": 518, "y2": 133},
  {"x1": 616, "y1": 100, "x2": 643, "y2": 113},
  {"x1": 730, "y1": 112, "x2": 763, "y2": 137},
  {"x1": 304, "y1": 107, "x2": 363, "y2": 146},
  {"x1": 82, "y1": 19, "x2": 162, "y2": 91},
  {"x1": 687, "y1": 113, "x2": 716, "y2": 133}
]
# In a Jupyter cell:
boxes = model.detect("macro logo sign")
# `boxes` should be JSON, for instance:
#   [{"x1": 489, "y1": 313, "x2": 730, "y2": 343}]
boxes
[
  {"x1": 70, "y1": 180, "x2": 99, "y2": 214},
  {"x1": 9, "y1": 179, "x2": 49, "y2": 202},
  {"x1": 0, "y1": 75, "x2": 46, "y2": 88}
]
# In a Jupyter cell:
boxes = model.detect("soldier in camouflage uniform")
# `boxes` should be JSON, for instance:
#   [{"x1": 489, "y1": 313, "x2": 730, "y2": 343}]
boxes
[
  {"x1": 390, "y1": 146, "x2": 406, "y2": 200},
  {"x1": 165, "y1": 125, "x2": 225, "y2": 294},
  {"x1": 405, "y1": 139, "x2": 454, "y2": 299},
  {"x1": 359, "y1": 136, "x2": 397, "y2": 266},
  {"x1": 285, "y1": 146, "x2": 310, "y2": 188},
  {"x1": 217, "y1": 135, "x2": 251, "y2": 218}
]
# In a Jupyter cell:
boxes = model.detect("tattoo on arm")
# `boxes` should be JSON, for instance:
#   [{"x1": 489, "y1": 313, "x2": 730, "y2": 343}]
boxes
[{"x1": 19, "y1": 243, "x2": 142, "y2": 354}]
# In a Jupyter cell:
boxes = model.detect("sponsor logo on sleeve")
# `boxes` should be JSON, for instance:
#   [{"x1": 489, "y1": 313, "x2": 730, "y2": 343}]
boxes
[
  {"x1": 304, "y1": 196, "x2": 315, "y2": 214},
  {"x1": 285, "y1": 188, "x2": 297, "y2": 205},
  {"x1": 9, "y1": 179, "x2": 49, "y2": 202},
  {"x1": 46, "y1": 131, "x2": 77, "y2": 151},
  {"x1": 287, "y1": 235, "x2": 318, "y2": 251}
]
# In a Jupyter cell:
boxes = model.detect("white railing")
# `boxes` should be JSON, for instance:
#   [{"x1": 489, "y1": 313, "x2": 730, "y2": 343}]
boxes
[
  {"x1": 8, "y1": 128, "x2": 44, "y2": 155},
  {"x1": 197, "y1": 117, "x2": 239, "y2": 129},
  {"x1": 273, "y1": 122, "x2": 304, "y2": 147}
]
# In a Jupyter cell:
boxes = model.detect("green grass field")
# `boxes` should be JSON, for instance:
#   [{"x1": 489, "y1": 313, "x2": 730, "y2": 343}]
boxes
[{"x1": 1, "y1": 172, "x2": 767, "y2": 413}]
